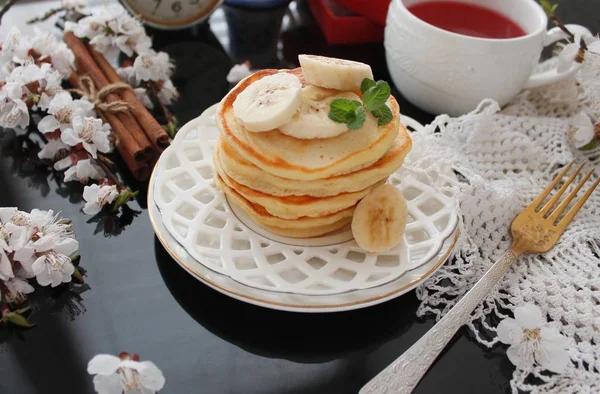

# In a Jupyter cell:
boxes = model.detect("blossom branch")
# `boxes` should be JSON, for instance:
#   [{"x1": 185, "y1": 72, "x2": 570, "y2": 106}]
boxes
[
  {"x1": 0, "y1": 0, "x2": 18, "y2": 25},
  {"x1": 27, "y1": 6, "x2": 67, "y2": 25}
]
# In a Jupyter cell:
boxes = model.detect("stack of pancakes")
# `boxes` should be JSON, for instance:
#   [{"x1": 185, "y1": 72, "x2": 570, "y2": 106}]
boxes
[{"x1": 214, "y1": 68, "x2": 412, "y2": 238}]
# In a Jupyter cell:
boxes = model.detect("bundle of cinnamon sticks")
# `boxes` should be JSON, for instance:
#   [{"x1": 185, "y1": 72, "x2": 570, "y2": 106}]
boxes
[{"x1": 63, "y1": 32, "x2": 170, "y2": 181}]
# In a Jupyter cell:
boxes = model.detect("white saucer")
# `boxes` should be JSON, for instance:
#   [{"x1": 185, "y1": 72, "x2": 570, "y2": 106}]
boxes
[{"x1": 149, "y1": 105, "x2": 458, "y2": 312}]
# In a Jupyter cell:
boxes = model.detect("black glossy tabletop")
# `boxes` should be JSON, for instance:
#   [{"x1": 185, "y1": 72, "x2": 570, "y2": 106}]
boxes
[{"x1": 1, "y1": 2, "x2": 598, "y2": 394}]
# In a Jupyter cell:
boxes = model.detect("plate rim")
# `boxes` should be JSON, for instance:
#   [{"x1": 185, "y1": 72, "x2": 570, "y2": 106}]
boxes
[{"x1": 149, "y1": 168, "x2": 460, "y2": 312}]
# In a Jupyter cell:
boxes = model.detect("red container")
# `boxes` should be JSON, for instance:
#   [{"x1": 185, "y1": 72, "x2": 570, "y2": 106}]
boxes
[
  {"x1": 333, "y1": 0, "x2": 391, "y2": 25},
  {"x1": 307, "y1": 0, "x2": 384, "y2": 45}
]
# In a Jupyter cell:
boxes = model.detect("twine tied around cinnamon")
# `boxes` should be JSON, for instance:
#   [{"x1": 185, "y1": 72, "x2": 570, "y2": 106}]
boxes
[{"x1": 70, "y1": 75, "x2": 134, "y2": 113}]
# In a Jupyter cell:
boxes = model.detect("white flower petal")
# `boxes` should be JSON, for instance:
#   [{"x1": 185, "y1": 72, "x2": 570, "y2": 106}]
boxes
[
  {"x1": 38, "y1": 115, "x2": 61, "y2": 133},
  {"x1": 536, "y1": 338, "x2": 570, "y2": 373},
  {"x1": 61, "y1": 129, "x2": 81, "y2": 146},
  {"x1": 93, "y1": 373, "x2": 123, "y2": 394},
  {"x1": 514, "y1": 303, "x2": 544, "y2": 329},
  {"x1": 83, "y1": 202, "x2": 102, "y2": 216},
  {"x1": 496, "y1": 318, "x2": 522, "y2": 345},
  {"x1": 507, "y1": 344, "x2": 534, "y2": 370},
  {"x1": 83, "y1": 184, "x2": 100, "y2": 202},
  {"x1": 35, "y1": 268, "x2": 53, "y2": 287},
  {"x1": 0, "y1": 251, "x2": 15, "y2": 280},
  {"x1": 137, "y1": 361, "x2": 166, "y2": 391},
  {"x1": 88, "y1": 354, "x2": 122, "y2": 375},
  {"x1": 54, "y1": 238, "x2": 78, "y2": 256},
  {"x1": 38, "y1": 139, "x2": 69, "y2": 160},
  {"x1": 50, "y1": 269, "x2": 64, "y2": 287}
]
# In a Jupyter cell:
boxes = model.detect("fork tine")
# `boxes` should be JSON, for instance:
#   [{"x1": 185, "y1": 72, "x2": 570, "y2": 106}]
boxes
[
  {"x1": 539, "y1": 162, "x2": 585, "y2": 215},
  {"x1": 556, "y1": 174, "x2": 600, "y2": 227},
  {"x1": 548, "y1": 169, "x2": 595, "y2": 223},
  {"x1": 528, "y1": 161, "x2": 575, "y2": 210}
]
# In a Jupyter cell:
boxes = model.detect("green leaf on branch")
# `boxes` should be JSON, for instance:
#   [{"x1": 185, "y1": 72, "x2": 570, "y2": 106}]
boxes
[
  {"x1": 3, "y1": 309, "x2": 35, "y2": 328},
  {"x1": 72, "y1": 266, "x2": 84, "y2": 283},
  {"x1": 163, "y1": 116, "x2": 179, "y2": 139},
  {"x1": 540, "y1": 0, "x2": 559, "y2": 16},
  {"x1": 113, "y1": 189, "x2": 139, "y2": 212}
]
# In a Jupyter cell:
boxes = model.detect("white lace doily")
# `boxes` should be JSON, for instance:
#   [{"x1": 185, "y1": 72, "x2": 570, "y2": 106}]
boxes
[{"x1": 410, "y1": 59, "x2": 600, "y2": 393}]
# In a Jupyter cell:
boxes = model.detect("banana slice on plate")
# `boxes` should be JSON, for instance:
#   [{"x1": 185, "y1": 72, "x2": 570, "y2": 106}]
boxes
[
  {"x1": 351, "y1": 184, "x2": 408, "y2": 252},
  {"x1": 233, "y1": 73, "x2": 302, "y2": 132},
  {"x1": 278, "y1": 85, "x2": 359, "y2": 139},
  {"x1": 299, "y1": 54, "x2": 374, "y2": 91}
]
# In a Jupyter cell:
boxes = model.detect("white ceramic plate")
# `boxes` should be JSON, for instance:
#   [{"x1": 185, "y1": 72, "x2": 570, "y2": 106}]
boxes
[{"x1": 149, "y1": 105, "x2": 458, "y2": 312}]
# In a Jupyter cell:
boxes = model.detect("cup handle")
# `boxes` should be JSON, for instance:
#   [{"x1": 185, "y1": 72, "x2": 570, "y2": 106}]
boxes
[{"x1": 524, "y1": 24, "x2": 593, "y2": 89}]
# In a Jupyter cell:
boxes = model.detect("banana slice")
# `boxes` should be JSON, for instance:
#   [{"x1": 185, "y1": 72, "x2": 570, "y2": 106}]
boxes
[
  {"x1": 233, "y1": 73, "x2": 302, "y2": 132},
  {"x1": 299, "y1": 54, "x2": 374, "y2": 91},
  {"x1": 351, "y1": 184, "x2": 408, "y2": 252},
  {"x1": 279, "y1": 86, "x2": 360, "y2": 139}
]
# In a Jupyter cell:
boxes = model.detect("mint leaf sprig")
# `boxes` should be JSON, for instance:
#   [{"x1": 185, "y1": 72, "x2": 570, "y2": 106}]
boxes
[{"x1": 328, "y1": 78, "x2": 393, "y2": 130}]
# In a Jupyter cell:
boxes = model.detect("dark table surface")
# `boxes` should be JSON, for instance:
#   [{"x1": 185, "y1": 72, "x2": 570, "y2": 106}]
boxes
[{"x1": 1, "y1": 1, "x2": 598, "y2": 393}]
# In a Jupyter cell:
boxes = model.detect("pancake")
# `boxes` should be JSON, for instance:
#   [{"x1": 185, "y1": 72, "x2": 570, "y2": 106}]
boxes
[
  {"x1": 217, "y1": 68, "x2": 400, "y2": 181},
  {"x1": 215, "y1": 174, "x2": 354, "y2": 236},
  {"x1": 216, "y1": 127, "x2": 411, "y2": 197},
  {"x1": 215, "y1": 149, "x2": 384, "y2": 219}
]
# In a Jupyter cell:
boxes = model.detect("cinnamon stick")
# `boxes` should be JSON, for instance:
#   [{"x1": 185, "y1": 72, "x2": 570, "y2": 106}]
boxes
[
  {"x1": 64, "y1": 32, "x2": 153, "y2": 161},
  {"x1": 68, "y1": 69, "x2": 145, "y2": 163},
  {"x1": 88, "y1": 45, "x2": 170, "y2": 150},
  {"x1": 96, "y1": 112, "x2": 150, "y2": 182}
]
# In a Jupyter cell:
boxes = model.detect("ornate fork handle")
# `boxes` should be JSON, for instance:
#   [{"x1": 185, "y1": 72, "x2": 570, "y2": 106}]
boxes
[{"x1": 360, "y1": 249, "x2": 519, "y2": 394}]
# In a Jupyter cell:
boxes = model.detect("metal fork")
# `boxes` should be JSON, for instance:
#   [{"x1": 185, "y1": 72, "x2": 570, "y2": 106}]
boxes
[{"x1": 360, "y1": 161, "x2": 600, "y2": 394}]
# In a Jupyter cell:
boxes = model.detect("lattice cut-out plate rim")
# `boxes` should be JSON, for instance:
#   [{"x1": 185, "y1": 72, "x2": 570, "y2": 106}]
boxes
[{"x1": 150, "y1": 105, "x2": 459, "y2": 310}]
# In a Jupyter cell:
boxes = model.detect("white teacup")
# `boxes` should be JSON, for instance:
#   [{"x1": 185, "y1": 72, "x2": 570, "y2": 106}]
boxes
[{"x1": 384, "y1": 0, "x2": 592, "y2": 116}]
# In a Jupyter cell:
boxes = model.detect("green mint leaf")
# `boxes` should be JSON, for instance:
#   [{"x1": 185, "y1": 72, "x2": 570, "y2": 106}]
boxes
[
  {"x1": 329, "y1": 98, "x2": 361, "y2": 124},
  {"x1": 347, "y1": 106, "x2": 366, "y2": 130},
  {"x1": 371, "y1": 105, "x2": 393, "y2": 126},
  {"x1": 360, "y1": 78, "x2": 376, "y2": 95},
  {"x1": 363, "y1": 80, "x2": 391, "y2": 111}
]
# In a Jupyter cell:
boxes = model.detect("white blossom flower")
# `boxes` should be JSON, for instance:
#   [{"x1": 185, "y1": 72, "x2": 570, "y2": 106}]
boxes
[
  {"x1": 557, "y1": 32, "x2": 582, "y2": 73},
  {"x1": 1, "y1": 27, "x2": 31, "y2": 64},
  {"x1": 30, "y1": 28, "x2": 58, "y2": 59},
  {"x1": 0, "y1": 99, "x2": 29, "y2": 129},
  {"x1": 63, "y1": 159, "x2": 104, "y2": 183},
  {"x1": 112, "y1": 15, "x2": 150, "y2": 57},
  {"x1": 1, "y1": 81, "x2": 23, "y2": 100},
  {"x1": 38, "y1": 68, "x2": 64, "y2": 111},
  {"x1": 134, "y1": 87, "x2": 153, "y2": 110},
  {"x1": 61, "y1": 116, "x2": 111, "y2": 158},
  {"x1": 6, "y1": 62, "x2": 44, "y2": 88},
  {"x1": 117, "y1": 66, "x2": 136, "y2": 85},
  {"x1": 226, "y1": 62, "x2": 252, "y2": 83},
  {"x1": 497, "y1": 303, "x2": 569, "y2": 373},
  {"x1": 11, "y1": 209, "x2": 77, "y2": 282},
  {"x1": 570, "y1": 111, "x2": 596, "y2": 148},
  {"x1": 133, "y1": 51, "x2": 173, "y2": 82},
  {"x1": 88, "y1": 353, "x2": 166, "y2": 394},
  {"x1": 50, "y1": 43, "x2": 75, "y2": 77},
  {"x1": 38, "y1": 139, "x2": 70, "y2": 160},
  {"x1": 65, "y1": 14, "x2": 107, "y2": 40},
  {"x1": 157, "y1": 79, "x2": 178, "y2": 106},
  {"x1": 3, "y1": 277, "x2": 34, "y2": 303},
  {"x1": 89, "y1": 34, "x2": 114, "y2": 54},
  {"x1": 29, "y1": 236, "x2": 78, "y2": 287},
  {"x1": 83, "y1": 184, "x2": 119, "y2": 215},
  {"x1": 38, "y1": 92, "x2": 94, "y2": 134},
  {"x1": 0, "y1": 219, "x2": 27, "y2": 280}
]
